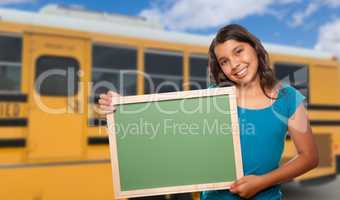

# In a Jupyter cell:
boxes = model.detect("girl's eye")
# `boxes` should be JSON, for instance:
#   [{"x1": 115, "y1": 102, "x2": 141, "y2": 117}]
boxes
[
  {"x1": 220, "y1": 60, "x2": 227, "y2": 66},
  {"x1": 236, "y1": 48, "x2": 243, "y2": 54}
]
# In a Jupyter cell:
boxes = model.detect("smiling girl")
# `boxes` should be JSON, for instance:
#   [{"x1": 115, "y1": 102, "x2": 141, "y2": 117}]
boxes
[
  {"x1": 98, "y1": 24, "x2": 319, "y2": 200},
  {"x1": 201, "y1": 24, "x2": 318, "y2": 199}
]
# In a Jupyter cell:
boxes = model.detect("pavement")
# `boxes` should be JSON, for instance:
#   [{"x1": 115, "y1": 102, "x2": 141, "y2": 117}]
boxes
[{"x1": 282, "y1": 175, "x2": 340, "y2": 200}]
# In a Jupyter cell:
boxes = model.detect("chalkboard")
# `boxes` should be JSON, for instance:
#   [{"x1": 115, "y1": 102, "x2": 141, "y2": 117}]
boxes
[{"x1": 106, "y1": 87, "x2": 243, "y2": 199}]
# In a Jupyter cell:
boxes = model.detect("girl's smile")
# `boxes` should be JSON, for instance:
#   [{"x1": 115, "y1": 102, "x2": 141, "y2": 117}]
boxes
[{"x1": 233, "y1": 65, "x2": 248, "y2": 79}]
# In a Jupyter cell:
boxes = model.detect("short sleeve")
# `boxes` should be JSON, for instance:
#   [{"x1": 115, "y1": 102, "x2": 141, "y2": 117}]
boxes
[
  {"x1": 282, "y1": 85, "x2": 306, "y2": 118},
  {"x1": 208, "y1": 83, "x2": 218, "y2": 89}
]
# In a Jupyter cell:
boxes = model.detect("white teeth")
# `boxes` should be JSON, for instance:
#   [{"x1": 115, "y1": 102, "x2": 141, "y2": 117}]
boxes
[{"x1": 236, "y1": 68, "x2": 247, "y2": 76}]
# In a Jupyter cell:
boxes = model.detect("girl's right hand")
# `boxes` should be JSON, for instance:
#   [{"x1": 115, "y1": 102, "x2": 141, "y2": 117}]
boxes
[{"x1": 98, "y1": 91, "x2": 120, "y2": 114}]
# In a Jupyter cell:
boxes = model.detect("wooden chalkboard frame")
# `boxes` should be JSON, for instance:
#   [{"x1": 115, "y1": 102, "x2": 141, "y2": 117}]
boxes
[{"x1": 106, "y1": 87, "x2": 243, "y2": 199}]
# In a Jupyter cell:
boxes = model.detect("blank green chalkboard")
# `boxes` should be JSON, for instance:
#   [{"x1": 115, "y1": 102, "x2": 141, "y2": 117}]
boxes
[{"x1": 106, "y1": 87, "x2": 243, "y2": 199}]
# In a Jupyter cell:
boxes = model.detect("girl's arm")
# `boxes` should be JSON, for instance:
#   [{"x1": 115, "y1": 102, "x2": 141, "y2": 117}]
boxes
[
  {"x1": 230, "y1": 104, "x2": 319, "y2": 198},
  {"x1": 260, "y1": 103, "x2": 319, "y2": 185}
]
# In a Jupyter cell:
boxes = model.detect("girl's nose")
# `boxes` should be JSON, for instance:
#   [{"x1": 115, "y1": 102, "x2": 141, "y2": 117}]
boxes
[{"x1": 230, "y1": 58, "x2": 241, "y2": 70}]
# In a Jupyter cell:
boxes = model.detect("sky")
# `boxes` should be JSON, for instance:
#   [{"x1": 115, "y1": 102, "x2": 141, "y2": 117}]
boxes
[{"x1": 1, "y1": 0, "x2": 340, "y2": 57}]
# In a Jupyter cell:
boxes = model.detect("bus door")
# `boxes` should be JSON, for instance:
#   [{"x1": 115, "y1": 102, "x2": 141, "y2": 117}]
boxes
[{"x1": 26, "y1": 33, "x2": 89, "y2": 161}]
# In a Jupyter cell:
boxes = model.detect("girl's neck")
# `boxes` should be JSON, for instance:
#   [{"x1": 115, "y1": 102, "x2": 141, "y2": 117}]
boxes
[
  {"x1": 235, "y1": 75, "x2": 263, "y2": 97},
  {"x1": 235, "y1": 75, "x2": 278, "y2": 109}
]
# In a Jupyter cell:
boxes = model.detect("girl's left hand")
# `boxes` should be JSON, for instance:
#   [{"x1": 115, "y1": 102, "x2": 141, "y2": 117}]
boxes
[{"x1": 229, "y1": 175, "x2": 267, "y2": 199}]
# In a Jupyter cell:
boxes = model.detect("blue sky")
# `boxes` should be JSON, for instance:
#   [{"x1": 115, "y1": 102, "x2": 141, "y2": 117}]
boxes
[{"x1": 1, "y1": 0, "x2": 340, "y2": 56}]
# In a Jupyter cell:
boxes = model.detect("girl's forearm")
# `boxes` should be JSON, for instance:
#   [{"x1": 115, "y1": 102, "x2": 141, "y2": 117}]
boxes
[{"x1": 261, "y1": 153, "x2": 318, "y2": 189}]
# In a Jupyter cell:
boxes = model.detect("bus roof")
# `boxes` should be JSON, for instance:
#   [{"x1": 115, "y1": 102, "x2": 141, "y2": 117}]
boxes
[{"x1": 0, "y1": 6, "x2": 333, "y2": 60}]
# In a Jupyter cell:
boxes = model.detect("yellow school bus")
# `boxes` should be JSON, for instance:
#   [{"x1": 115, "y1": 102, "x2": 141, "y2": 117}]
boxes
[{"x1": 0, "y1": 4, "x2": 339, "y2": 200}]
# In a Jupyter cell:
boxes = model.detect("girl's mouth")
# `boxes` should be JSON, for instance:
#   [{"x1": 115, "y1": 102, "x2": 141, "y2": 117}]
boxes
[{"x1": 234, "y1": 67, "x2": 247, "y2": 78}]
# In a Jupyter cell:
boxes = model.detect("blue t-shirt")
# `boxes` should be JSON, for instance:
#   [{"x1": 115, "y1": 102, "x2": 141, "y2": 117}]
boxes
[{"x1": 201, "y1": 84, "x2": 305, "y2": 200}]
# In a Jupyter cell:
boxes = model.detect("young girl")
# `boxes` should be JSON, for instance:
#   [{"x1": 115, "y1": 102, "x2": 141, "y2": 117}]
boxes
[{"x1": 98, "y1": 24, "x2": 318, "y2": 200}]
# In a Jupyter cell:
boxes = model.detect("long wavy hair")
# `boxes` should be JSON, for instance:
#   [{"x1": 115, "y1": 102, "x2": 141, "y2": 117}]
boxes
[{"x1": 209, "y1": 24, "x2": 277, "y2": 99}]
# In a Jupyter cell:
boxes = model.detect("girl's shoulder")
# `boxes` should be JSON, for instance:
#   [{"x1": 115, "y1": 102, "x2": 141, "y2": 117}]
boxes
[
  {"x1": 275, "y1": 82, "x2": 306, "y2": 118},
  {"x1": 207, "y1": 83, "x2": 218, "y2": 89},
  {"x1": 277, "y1": 82, "x2": 304, "y2": 99}
]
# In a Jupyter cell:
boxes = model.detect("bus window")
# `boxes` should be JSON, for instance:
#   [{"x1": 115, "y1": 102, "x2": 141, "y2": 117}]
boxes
[
  {"x1": 274, "y1": 63, "x2": 309, "y2": 103},
  {"x1": 35, "y1": 56, "x2": 79, "y2": 96},
  {"x1": 144, "y1": 49, "x2": 183, "y2": 94},
  {"x1": 189, "y1": 53, "x2": 208, "y2": 90},
  {"x1": 91, "y1": 44, "x2": 137, "y2": 96},
  {"x1": 0, "y1": 35, "x2": 22, "y2": 93}
]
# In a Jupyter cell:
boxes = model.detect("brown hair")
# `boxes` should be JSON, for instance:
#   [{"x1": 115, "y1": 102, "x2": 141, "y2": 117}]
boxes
[{"x1": 209, "y1": 24, "x2": 277, "y2": 99}]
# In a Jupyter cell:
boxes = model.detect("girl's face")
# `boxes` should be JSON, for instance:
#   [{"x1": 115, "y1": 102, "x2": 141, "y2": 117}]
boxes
[{"x1": 214, "y1": 39, "x2": 259, "y2": 86}]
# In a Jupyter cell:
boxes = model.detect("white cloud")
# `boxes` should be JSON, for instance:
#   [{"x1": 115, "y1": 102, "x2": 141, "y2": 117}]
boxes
[
  {"x1": 290, "y1": 0, "x2": 340, "y2": 27},
  {"x1": 315, "y1": 18, "x2": 340, "y2": 57},
  {"x1": 277, "y1": 0, "x2": 302, "y2": 4},
  {"x1": 291, "y1": 2, "x2": 319, "y2": 27},
  {"x1": 140, "y1": 0, "x2": 281, "y2": 31},
  {"x1": 324, "y1": 0, "x2": 340, "y2": 7},
  {"x1": 140, "y1": 0, "x2": 340, "y2": 31},
  {"x1": 0, "y1": 0, "x2": 34, "y2": 5}
]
